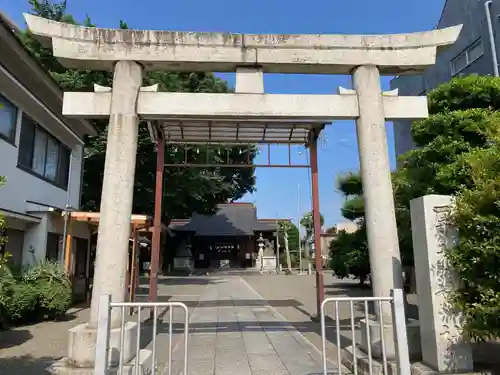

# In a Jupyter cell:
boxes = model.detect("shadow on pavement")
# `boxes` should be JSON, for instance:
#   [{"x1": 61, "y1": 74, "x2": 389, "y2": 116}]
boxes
[
  {"x1": 0, "y1": 329, "x2": 33, "y2": 349},
  {"x1": 130, "y1": 296, "x2": 309, "y2": 309},
  {"x1": 0, "y1": 355, "x2": 57, "y2": 375},
  {"x1": 136, "y1": 314, "x2": 358, "y2": 351},
  {"x1": 126, "y1": 295, "x2": 366, "y2": 351},
  {"x1": 158, "y1": 277, "x2": 215, "y2": 286},
  {"x1": 325, "y1": 285, "x2": 419, "y2": 320}
]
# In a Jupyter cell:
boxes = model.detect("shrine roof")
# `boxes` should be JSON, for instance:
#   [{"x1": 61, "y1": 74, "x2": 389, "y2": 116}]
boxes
[
  {"x1": 169, "y1": 204, "x2": 286, "y2": 236},
  {"x1": 161, "y1": 120, "x2": 323, "y2": 145}
]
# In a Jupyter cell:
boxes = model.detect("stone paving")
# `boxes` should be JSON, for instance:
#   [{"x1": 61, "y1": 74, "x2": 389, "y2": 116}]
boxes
[
  {"x1": 241, "y1": 273, "x2": 374, "y2": 365},
  {"x1": 0, "y1": 274, "x2": 347, "y2": 375},
  {"x1": 162, "y1": 275, "x2": 339, "y2": 375}
]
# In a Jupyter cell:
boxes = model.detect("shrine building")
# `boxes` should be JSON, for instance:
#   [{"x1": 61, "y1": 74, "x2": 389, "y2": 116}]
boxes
[{"x1": 168, "y1": 203, "x2": 289, "y2": 269}]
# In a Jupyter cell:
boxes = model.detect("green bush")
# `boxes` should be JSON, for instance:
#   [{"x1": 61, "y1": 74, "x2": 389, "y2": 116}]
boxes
[
  {"x1": 0, "y1": 255, "x2": 14, "y2": 328},
  {"x1": 0, "y1": 259, "x2": 72, "y2": 325},
  {"x1": 23, "y1": 261, "x2": 72, "y2": 319},
  {"x1": 279, "y1": 252, "x2": 300, "y2": 269},
  {"x1": 329, "y1": 227, "x2": 370, "y2": 285},
  {"x1": 0, "y1": 255, "x2": 38, "y2": 326},
  {"x1": 3, "y1": 283, "x2": 38, "y2": 321},
  {"x1": 445, "y1": 146, "x2": 500, "y2": 341}
]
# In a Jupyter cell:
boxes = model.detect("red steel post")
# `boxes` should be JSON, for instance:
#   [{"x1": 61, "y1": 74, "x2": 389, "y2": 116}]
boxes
[
  {"x1": 309, "y1": 133, "x2": 324, "y2": 318},
  {"x1": 149, "y1": 134, "x2": 165, "y2": 305}
]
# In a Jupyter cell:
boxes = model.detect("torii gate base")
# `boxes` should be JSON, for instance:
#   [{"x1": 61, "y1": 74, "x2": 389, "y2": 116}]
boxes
[{"x1": 24, "y1": 13, "x2": 461, "y2": 374}]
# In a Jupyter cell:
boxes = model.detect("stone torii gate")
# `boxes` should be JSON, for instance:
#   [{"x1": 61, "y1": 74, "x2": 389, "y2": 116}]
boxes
[{"x1": 25, "y1": 14, "x2": 460, "y2": 373}]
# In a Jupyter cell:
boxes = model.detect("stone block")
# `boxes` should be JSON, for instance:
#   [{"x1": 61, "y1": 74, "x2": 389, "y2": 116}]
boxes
[
  {"x1": 67, "y1": 322, "x2": 138, "y2": 368},
  {"x1": 173, "y1": 257, "x2": 193, "y2": 270},
  {"x1": 49, "y1": 349, "x2": 153, "y2": 375},
  {"x1": 261, "y1": 256, "x2": 276, "y2": 271},
  {"x1": 410, "y1": 195, "x2": 473, "y2": 372},
  {"x1": 359, "y1": 318, "x2": 421, "y2": 360},
  {"x1": 341, "y1": 345, "x2": 396, "y2": 375}
]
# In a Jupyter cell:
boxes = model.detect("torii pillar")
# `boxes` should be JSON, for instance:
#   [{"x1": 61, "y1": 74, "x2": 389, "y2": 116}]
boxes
[{"x1": 90, "y1": 61, "x2": 142, "y2": 328}]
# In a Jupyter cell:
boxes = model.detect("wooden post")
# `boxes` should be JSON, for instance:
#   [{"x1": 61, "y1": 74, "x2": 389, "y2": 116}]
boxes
[
  {"x1": 309, "y1": 132, "x2": 324, "y2": 318},
  {"x1": 149, "y1": 132, "x2": 165, "y2": 305},
  {"x1": 129, "y1": 225, "x2": 138, "y2": 314},
  {"x1": 135, "y1": 239, "x2": 140, "y2": 290},
  {"x1": 125, "y1": 244, "x2": 130, "y2": 300},
  {"x1": 64, "y1": 218, "x2": 73, "y2": 275}
]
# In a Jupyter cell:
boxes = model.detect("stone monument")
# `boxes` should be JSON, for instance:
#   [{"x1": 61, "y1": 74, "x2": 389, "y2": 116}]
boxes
[
  {"x1": 261, "y1": 239, "x2": 277, "y2": 272},
  {"x1": 257, "y1": 233, "x2": 265, "y2": 272},
  {"x1": 410, "y1": 195, "x2": 473, "y2": 373},
  {"x1": 173, "y1": 239, "x2": 194, "y2": 272}
]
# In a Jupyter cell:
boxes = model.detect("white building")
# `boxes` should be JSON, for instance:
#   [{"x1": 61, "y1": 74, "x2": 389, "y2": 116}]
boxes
[{"x1": 0, "y1": 12, "x2": 96, "y2": 293}]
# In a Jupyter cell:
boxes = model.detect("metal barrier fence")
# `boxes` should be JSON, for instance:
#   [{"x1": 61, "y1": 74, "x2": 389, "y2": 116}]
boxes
[
  {"x1": 94, "y1": 295, "x2": 189, "y2": 375},
  {"x1": 320, "y1": 289, "x2": 410, "y2": 375}
]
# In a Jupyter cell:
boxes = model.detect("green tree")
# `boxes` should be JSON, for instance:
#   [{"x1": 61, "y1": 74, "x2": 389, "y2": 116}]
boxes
[
  {"x1": 0, "y1": 176, "x2": 11, "y2": 328},
  {"x1": 331, "y1": 75, "x2": 500, "y2": 338},
  {"x1": 300, "y1": 211, "x2": 324, "y2": 257},
  {"x1": 446, "y1": 146, "x2": 500, "y2": 340},
  {"x1": 329, "y1": 173, "x2": 369, "y2": 284},
  {"x1": 278, "y1": 221, "x2": 299, "y2": 251},
  {"x1": 22, "y1": 0, "x2": 257, "y2": 223},
  {"x1": 330, "y1": 226, "x2": 369, "y2": 285},
  {"x1": 300, "y1": 211, "x2": 325, "y2": 233},
  {"x1": 277, "y1": 221, "x2": 300, "y2": 272},
  {"x1": 399, "y1": 75, "x2": 500, "y2": 340},
  {"x1": 0, "y1": 176, "x2": 7, "y2": 255}
]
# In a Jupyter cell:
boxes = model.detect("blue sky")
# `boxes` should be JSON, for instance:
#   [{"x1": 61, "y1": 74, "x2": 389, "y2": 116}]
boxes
[{"x1": 3, "y1": 0, "x2": 445, "y2": 229}]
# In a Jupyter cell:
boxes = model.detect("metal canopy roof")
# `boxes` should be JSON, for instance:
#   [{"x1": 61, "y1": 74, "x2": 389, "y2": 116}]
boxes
[{"x1": 160, "y1": 120, "x2": 325, "y2": 145}]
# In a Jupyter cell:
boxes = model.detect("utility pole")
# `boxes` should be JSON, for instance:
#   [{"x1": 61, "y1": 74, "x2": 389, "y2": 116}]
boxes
[
  {"x1": 276, "y1": 217, "x2": 280, "y2": 274},
  {"x1": 485, "y1": 1, "x2": 499, "y2": 77},
  {"x1": 297, "y1": 183, "x2": 302, "y2": 274}
]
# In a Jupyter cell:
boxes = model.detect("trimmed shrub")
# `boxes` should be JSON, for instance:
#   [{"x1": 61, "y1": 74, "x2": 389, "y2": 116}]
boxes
[
  {"x1": 3, "y1": 282, "x2": 38, "y2": 322},
  {"x1": 23, "y1": 261, "x2": 72, "y2": 319},
  {"x1": 0, "y1": 259, "x2": 72, "y2": 325}
]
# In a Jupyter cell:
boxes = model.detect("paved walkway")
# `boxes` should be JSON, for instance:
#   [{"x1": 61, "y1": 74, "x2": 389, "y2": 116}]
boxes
[
  {"x1": 1, "y1": 274, "x2": 343, "y2": 375},
  {"x1": 159, "y1": 276, "x2": 339, "y2": 375}
]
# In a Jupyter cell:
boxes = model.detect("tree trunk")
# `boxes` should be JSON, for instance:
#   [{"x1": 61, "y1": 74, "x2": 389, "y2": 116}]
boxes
[{"x1": 285, "y1": 243, "x2": 292, "y2": 272}]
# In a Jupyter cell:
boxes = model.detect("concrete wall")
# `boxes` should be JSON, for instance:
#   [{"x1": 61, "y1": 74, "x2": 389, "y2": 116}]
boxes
[
  {"x1": 0, "y1": 100, "x2": 83, "y2": 213},
  {"x1": 0, "y1": 64, "x2": 83, "y2": 213},
  {"x1": 0, "y1": 61, "x2": 87, "y2": 266},
  {"x1": 391, "y1": 0, "x2": 500, "y2": 158},
  {"x1": 15, "y1": 212, "x2": 90, "y2": 266}
]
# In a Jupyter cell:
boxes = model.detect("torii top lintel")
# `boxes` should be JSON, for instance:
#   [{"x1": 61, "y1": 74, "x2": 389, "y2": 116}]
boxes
[{"x1": 24, "y1": 14, "x2": 462, "y2": 75}]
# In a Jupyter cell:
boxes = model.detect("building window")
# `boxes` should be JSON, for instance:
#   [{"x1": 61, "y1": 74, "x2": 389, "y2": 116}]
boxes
[
  {"x1": 451, "y1": 39, "x2": 484, "y2": 76},
  {"x1": 0, "y1": 94, "x2": 18, "y2": 143},
  {"x1": 0, "y1": 228, "x2": 6, "y2": 256},
  {"x1": 46, "y1": 232, "x2": 61, "y2": 262},
  {"x1": 17, "y1": 114, "x2": 71, "y2": 189}
]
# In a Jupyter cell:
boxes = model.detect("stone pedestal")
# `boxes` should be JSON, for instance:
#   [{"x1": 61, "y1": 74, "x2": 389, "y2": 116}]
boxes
[
  {"x1": 173, "y1": 256, "x2": 193, "y2": 271},
  {"x1": 50, "y1": 352, "x2": 153, "y2": 375},
  {"x1": 410, "y1": 195, "x2": 473, "y2": 373},
  {"x1": 48, "y1": 323, "x2": 153, "y2": 374},
  {"x1": 261, "y1": 256, "x2": 277, "y2": 271},
  {"x1": 359, "y1": 318, "x2": 421, "y2": 360}
]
